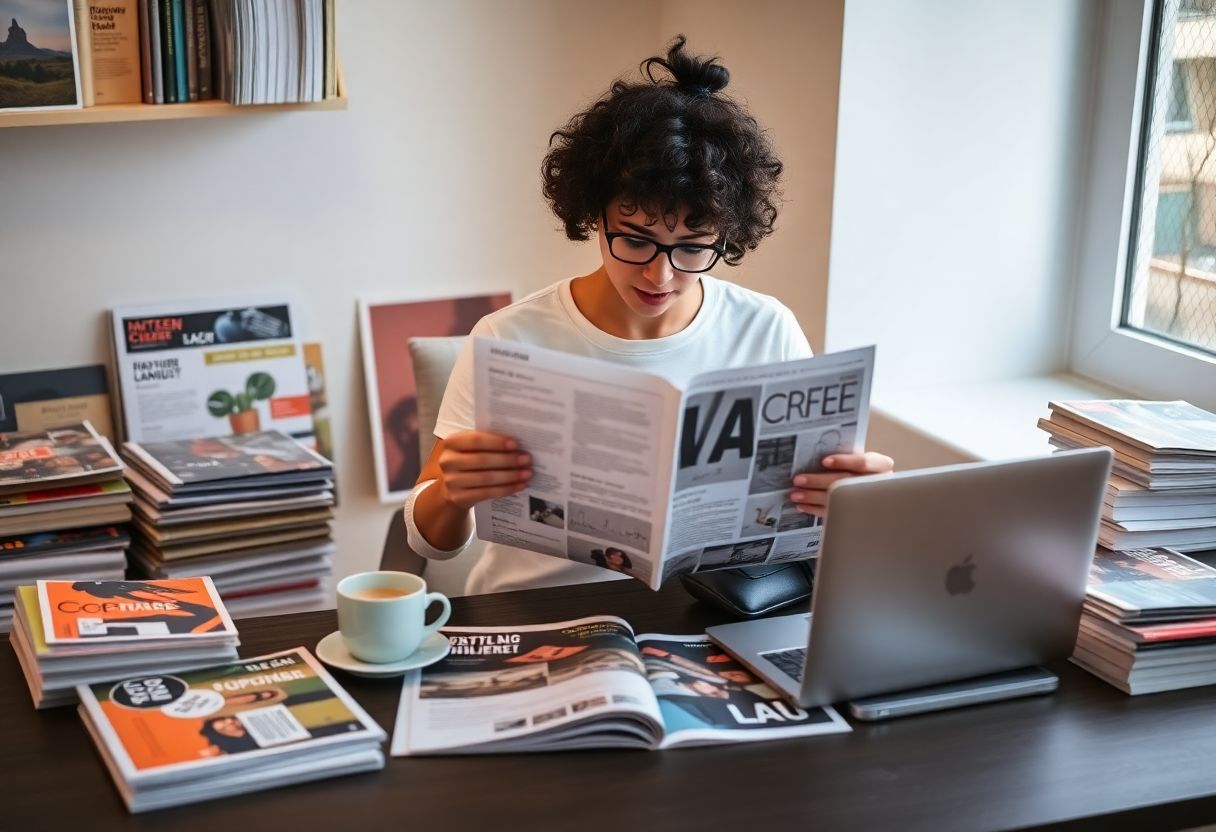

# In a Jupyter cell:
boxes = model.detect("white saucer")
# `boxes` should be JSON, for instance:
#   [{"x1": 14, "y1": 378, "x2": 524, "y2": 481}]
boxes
[{"x1": 315, "y1": 631, "x2": 451, "y2": 678}]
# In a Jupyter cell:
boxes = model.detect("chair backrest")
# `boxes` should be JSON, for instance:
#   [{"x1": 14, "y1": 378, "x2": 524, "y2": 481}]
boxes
[
  {"x1": 379, "y1": 506, "x2": 426, "y2": 576},
  {"x1": 408, "y1": 336, "x2": 466, "y2": 464},
  {"x1": 401, "y1": 336, "x2": 482, "y2": 596}
]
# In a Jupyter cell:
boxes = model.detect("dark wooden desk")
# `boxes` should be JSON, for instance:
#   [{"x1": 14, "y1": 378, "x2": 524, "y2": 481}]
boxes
[{"x1": 6, "y1": 579, "x2": 1216, "y2": 831}]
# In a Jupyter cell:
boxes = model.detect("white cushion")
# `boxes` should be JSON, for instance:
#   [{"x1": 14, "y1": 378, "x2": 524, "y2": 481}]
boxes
[
  {"x1": 408, "y1": 336, "x2": 465, "y2": 463},
  {"x1": 406, "y1": 336, "x2": 479, "y2": 596}
]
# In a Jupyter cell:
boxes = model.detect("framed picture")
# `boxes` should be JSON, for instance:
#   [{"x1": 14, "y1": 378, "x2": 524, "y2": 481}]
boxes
[
  {"x1": 360, "y1": 292, "x2": 511, "y2": 504},
  {"x1": 0, "y1": 0, "x2": 82, "y2": 112}
]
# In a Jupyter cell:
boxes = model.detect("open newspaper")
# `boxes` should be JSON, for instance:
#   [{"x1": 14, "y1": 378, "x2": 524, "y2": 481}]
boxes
[
  {"x1": 391, "y1": 616, "x2": 850, "y2": 755},
  {"x1": 473, "y1": 338, "x2": 875, "y2": 589}
]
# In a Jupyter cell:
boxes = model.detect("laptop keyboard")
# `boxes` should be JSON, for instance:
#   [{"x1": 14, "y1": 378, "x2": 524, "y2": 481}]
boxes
[{"x1": 761, "y1": 647, "x2": 806, "y2": 683}]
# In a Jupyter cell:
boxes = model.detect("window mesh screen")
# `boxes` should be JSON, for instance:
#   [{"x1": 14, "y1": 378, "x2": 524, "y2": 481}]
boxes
[{"x1": 1125, "y1": 0, "x2": 1216, "y2": 354}]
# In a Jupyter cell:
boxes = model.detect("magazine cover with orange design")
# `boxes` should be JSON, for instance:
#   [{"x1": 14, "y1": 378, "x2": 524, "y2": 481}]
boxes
[
  {"x1": 37, "y1": 578, "x2": 237, "y2": 644},
  {"x1": 78, "y1": 648, "x2": 384, "y2": 779}
]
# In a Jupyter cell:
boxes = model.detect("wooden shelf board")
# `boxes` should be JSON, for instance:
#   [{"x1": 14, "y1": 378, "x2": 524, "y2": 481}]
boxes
[{"x1": 0, "y1": 95, "x2": 348, "y2": 129}]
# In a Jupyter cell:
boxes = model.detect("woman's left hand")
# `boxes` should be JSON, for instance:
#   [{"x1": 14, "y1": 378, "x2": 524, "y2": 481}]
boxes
[{"x1": 789, "y1": 452, "x2": 895, "y2": 518}]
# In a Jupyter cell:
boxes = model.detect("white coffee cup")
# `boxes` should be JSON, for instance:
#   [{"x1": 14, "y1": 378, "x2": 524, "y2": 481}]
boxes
[{"x1": 336, "y1": 571, "x2": 451, "y2": 664}]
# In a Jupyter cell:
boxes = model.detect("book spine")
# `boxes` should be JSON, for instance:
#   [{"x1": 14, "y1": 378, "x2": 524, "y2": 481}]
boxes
[
  {"x1": 91, "y1": 0, "x2": 143, "y2": 105},
  {"x1": 195, "y1": 0, "x2": 211, "y2": 99},
  {"x1": 158, "y1": 0, "x2": 176, "y2": 102},
  {"x1": 73, "y1": 0, "x2": 95, "y2": 107},
  {"x1": 137, "y1": 0, "x2": 153, "y2": 103},
  {"x1": 172, "y1": 0, "x2": 188, "y2": 102},
  {"x1": 323, "y1": 0, "x2": 333, "y2": 98},
  {"x1": 146, "y1": 0, "x2": 163, "y2": 103},
  {"x1": 184, "y1": 0, "x2": 198, "y2": 101}
]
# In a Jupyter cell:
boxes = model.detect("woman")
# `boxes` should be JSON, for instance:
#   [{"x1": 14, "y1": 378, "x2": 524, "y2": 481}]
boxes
[{"x1": 406, "y1": 37, "x2": 893, "y2": 595}]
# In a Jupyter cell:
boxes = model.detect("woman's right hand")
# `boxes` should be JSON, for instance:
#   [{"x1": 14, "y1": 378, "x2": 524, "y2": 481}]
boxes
[{"x1": 431, "y1": 431, "x2": 532, "y2": 510}]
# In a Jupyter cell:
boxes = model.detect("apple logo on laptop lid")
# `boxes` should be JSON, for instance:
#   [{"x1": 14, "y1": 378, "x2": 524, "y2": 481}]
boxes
[{"x1": 946, "y1": 555, "x2": 977, "y2": 596}]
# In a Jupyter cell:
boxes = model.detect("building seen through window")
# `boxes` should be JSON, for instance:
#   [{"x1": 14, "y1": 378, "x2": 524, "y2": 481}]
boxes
[{"x1": 1129, "y1": 0, "x2": 1216, "y2": 354}]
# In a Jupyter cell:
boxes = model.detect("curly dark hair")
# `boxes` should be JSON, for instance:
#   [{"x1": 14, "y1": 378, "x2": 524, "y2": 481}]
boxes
[{"x1": 542, "y1": 35, "x2": 783, "y2": 266}]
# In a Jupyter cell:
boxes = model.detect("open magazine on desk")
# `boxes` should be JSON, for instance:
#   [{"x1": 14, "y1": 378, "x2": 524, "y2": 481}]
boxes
[
  {"x1": 390, "y1": 616, "x2": 850, "y2": 755},
  {"x1": 472, "y1": 338, "x2": 875, "y2": 589}
]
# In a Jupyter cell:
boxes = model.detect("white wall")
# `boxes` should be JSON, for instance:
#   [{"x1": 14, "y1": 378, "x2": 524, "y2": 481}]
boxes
[
  {"x1": 0, "y1": 1, "x2": 846, "y2": 596},
  {"x1": 826, "y1": 0, "x2": 1096, "y2": 390}
]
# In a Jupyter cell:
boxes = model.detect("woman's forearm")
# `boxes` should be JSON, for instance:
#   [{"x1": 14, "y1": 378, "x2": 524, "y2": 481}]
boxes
[{"x1": 411, "y1": 480, "x2": 475, "y2": 552}]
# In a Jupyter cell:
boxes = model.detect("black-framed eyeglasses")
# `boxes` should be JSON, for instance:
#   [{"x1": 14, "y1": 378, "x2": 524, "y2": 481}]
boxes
[{"x1": 602, "y1": 211, "x2": 725, "y2": 273}]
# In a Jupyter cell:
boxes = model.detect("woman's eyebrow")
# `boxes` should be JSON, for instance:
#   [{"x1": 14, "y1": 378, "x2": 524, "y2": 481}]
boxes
[{"x1": 617, "y1": 219, "x2": 716, "y2": 241}]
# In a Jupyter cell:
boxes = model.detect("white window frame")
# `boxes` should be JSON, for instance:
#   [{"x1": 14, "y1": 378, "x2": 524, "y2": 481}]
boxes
[{"x1": 1071, "y1": 0, "x2": 1216, "y2": 412}]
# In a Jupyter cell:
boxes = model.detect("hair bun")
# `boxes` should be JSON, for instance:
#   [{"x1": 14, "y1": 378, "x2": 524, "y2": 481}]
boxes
[{"x1": 644, "y1": 35, "x2": 730, "y2": 96}]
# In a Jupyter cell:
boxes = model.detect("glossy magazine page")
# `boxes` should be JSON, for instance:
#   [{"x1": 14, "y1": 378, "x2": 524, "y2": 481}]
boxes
[
  {"x1": 78, "y1": 647, "x2": 385, "y2": 784},
  {"x1": 393, "y1": 616, "x2": 663, "y2": 755},
  {"x1": 38, "y1": 577, "x2": 236, "y2": 644},
  {"x1": 639, "y1": 633, "x2": 850, "y2": 748},
  {"x1": 0, "y1": 422, "x2": 123, "y2": 492},
  {"x1": 124, "y1": 430, "x2": 331, "y2": 487}
]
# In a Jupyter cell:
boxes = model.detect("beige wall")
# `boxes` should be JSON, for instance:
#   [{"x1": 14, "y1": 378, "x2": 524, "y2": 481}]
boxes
[
  {"x1": 0, "y1": 1, "x2": 845, "y2": 596},
  {"x1": 657, "y1": 0, "x2": 845, "y2": 353}
]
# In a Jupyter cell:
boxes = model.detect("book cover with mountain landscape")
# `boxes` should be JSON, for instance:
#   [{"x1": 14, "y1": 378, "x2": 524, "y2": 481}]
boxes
[{"x1": 0, "y1": 0, "x2": 81, "y2": 110}]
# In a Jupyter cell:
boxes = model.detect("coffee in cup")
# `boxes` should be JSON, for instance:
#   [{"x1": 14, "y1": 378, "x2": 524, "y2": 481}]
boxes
[{"x1": 336, "y1": 571, "x2": 451, "y2": 664}]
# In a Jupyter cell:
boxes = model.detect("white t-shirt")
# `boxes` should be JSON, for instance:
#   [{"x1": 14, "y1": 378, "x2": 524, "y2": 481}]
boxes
[{"x1": 423, "y1": 274, "x2": 813, "y2": 596}]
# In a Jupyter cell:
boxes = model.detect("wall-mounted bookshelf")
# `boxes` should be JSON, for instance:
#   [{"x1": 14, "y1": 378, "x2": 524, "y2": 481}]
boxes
[
  {"x1": 0, "y1": 74, "x2": 345, "y2": 129},
  {"x1": 1, "y1": 1, "x2": 343, "y2": 130}
]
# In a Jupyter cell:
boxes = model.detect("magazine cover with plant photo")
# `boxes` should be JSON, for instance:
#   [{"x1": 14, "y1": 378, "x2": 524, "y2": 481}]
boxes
[{"x1": 110, "y1": 296, "x2": 314, "y2": 446}]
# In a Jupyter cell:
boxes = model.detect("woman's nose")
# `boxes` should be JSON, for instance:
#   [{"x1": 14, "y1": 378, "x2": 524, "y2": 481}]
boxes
[{"x1": 642, "y1": 254, "x2": 675, "y2": 287}]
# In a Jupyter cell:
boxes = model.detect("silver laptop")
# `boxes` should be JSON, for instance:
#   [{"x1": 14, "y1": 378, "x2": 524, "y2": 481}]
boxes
[{"x1": 707, "y1": 447, "x2": 1112, "y2": 708}]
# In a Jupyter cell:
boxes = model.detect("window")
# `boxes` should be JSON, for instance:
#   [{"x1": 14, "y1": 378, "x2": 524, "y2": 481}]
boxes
[
  {"x1": 1071, "y1": 0, "x2": 1216, "y2": 410},
  {"x1": 1126, "y1": 6, "x2": 1216, "y2": 354},
  {"x1": 1164, "y1": 61, "x2": 1193, "y2": 131}
]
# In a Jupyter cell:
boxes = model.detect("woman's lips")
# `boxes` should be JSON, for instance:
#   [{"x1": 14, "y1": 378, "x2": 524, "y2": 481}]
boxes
[{"x1": 634, "y1": 287, "x2": 673, "y2": 306}]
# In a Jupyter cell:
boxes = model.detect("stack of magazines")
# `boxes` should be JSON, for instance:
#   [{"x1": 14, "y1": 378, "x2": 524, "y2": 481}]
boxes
[
  {"x1": 1073, "y1": 547, "x2": 1216, "y2": 694},
  {"x1": 8, "y1": 577, "x2": 239, "y2": 708},
  {"x1": 1038, "y1": 400, "x2": 1216, "y2": 552},
  {"x1": 79, "y1": 647, "x2": 384, "y2": 812},
  {"x1": 121, "y1": 432, "x2": 335, "y2": 618},
  {"x1": 0, "y1": 422, "x2": 134, "y2": 632}
]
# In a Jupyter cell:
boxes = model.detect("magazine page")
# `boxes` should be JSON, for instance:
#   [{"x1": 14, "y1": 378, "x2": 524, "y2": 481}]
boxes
[
  {"x1": 472, "y1": 337, "x2": 683, "y2": 589},
  {"x1": 1088, "y1": 547, "x2": 1216, "y2": 615},
  {"x1": 0, "y1": 478, "x2": 131, "y2": 512},
  {"x1": 124, "y1": 431, "x2": 331, "y2": 487},
  {"x1": 0, "y1": 422, "x2": 124, "y2": 493},
  {"x1": 77, "y1": 647, "x2": 385, "y2": 785},
  {"x1": 658, "y1": 346, "x2": 875, "y2": 581},
  {"x1": 110, "y1": 296, "x2": 315, "y2": 446},
  {"x1": 0, "y1": 524, "x2": 130, "y2": 559},
  {"x1": 638, "y1": 633, "x2": 850, "y2": 748},
  {"x1": 391, "y1": 616, "x2": 664, "y2": 756},
  {"x1": 1051, "y1": 400, "x2": 1216, "y2": 454},
  {"x1": 38, "y1": 577, "x2": 237, "y2": 644}
]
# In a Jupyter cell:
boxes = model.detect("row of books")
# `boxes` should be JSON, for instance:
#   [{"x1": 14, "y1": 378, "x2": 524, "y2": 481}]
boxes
[
  {"x1": 73, "y1": 0, "x2": 338, "y2": 107},
  {"x1": 122, "y1": 430, "x2": 336, "y2": 618},
  {"x1": 9, "y1": 577, "x2": 383, "y2": 811},
  {"x1": 0, "y1": 422, "x2": 133, "y2": 632},
  {"x1": 1039, "y1": 399, "x2": 1216, "y2": 694}
]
